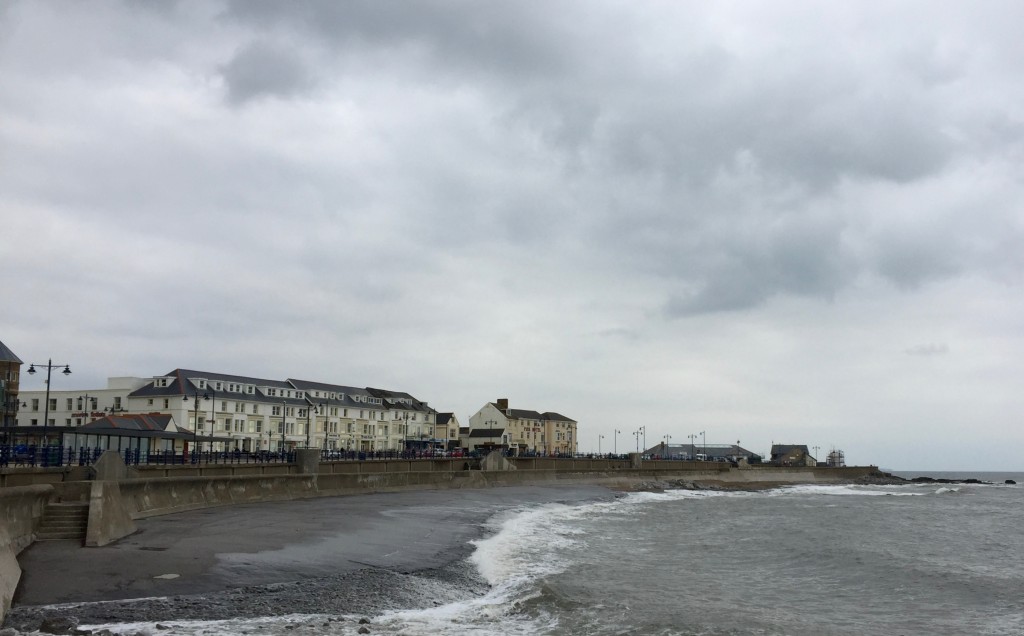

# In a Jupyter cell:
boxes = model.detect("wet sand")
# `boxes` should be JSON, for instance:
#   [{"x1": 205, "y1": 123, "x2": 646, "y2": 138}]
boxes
[{"x1": 5, "y1": 485, "x2": 616, "y2": 631}]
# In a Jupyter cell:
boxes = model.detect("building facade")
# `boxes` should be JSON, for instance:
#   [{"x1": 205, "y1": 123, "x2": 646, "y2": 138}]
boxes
[
  {"x1": 467, "y1": 398, "x2": 577, "y2": 455},
  {"x1": 16, "y1": 368, "x2": 451, "y2": 452},
  {"x1": 0, "y1": 340, "x2": 23, "y2": 440}
]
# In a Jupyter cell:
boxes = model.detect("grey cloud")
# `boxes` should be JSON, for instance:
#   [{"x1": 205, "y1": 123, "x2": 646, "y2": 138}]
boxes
[
  {"x1": 221, "y1": 41, "x2": 316, "y2": 104},
  {"x1": 904, "y1": 343, "x2": 949, "y2": 356},
  {"x1": 222, "y1": 0, "x2": 575, "y2": 82}
]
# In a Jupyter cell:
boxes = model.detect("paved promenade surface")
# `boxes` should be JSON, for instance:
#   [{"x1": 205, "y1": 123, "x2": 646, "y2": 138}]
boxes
[{"x1": 13, "y1": 485, "x2": 615, "y2": 608}]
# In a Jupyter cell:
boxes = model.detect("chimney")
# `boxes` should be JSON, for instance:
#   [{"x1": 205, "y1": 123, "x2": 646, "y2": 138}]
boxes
[{"x1": 496, "y1": 398, "x2": 509, "y2": 410}]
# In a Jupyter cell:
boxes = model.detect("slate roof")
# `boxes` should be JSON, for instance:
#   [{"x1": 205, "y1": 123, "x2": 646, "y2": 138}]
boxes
[
  {"x1": 0, "y1": 340, "x2": 22, "y2": 364},
  {"x1": 646, "y1": 443, "x2": 758, "y2": 457},
  {"x1": 77, "y1": 414, "x2": 199, "y2": 439},
  {"x1": 495, "y1": 404, "x2": 576, "y2": 423},
  {"x1": 468, "y1": 428, "x2": 505, "y2": 438},
  {"x1": 771, "y1": 444, "x2": 810, "y2": 458},
  {"x1": 436, "y1": 413, "x2": 454, "y2": 426},
  {"x1": 82, "y1": 413, "x2": 174, "y2": 431},
  {"x1": 128, "y1": 368, "x2": 430, "y2": 412}
]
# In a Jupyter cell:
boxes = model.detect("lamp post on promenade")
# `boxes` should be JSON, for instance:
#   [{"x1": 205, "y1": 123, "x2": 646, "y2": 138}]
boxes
[
  {"x1": 688, "y1": 433, "x2": 698, "y2": 460},
  {"x1": 27, "y1": 359, "x2": 71, "y2": 446},
  {"x1": 77, "y1": 394, "x2": 93, "y2": 426},
  {"x1": 598, "y1": 434, "x2": 604, "y2": 455},
  {"x1": 206, "y1": 387, "x2": 217, "y2": 455},
  {"x1": 663, "y1": 434, "x2": 672, "y2": 457},
  {"x1": 614, "y1": 429, "x2": 620, "y2": 455},
  {"x1": 280, "y1": 400, "x2": 288, "y2": 454},
  {"x1": 640, "y1": 426, "x2": 646, "y2": 454},
  {"x1": 701, "y1": 430, "x2": 706, "y2": 460},
  {"x1": 304, "y1": 402, "x2": 312, "y2": 448},
  {"x1": 182, "y1": 391, "x2": 207, "y2": 459},
  {"x1": 304, "y1": 401, "x2": 325, "y2": 448},
  {"x1": 633, "y1": 429, "x2": 640, "y2": 453}
]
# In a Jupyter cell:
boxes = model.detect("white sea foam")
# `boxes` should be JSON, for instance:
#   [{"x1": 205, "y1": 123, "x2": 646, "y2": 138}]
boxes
[{"x1": 769, "y1": 483, "x2": 927, "y2": 497}]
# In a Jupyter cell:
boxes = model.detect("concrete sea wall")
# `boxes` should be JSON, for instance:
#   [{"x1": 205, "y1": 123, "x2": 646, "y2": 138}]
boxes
[{"x1": 0, "y1": 485, "x2": 56, "y2": 620}]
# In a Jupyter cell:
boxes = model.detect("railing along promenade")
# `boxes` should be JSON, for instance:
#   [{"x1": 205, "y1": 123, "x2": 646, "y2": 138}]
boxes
[{"x1": 0, "y1": 445, "x2": 627, "y2": 470}]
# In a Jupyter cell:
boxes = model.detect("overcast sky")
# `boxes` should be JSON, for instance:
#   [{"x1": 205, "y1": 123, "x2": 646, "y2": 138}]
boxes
[{"x1": 3, "y1": 1, "x2": 1022, "y2": 471}]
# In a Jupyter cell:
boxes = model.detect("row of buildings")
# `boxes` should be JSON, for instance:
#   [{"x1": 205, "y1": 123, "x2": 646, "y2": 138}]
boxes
[{"x1": 1, "y1": 341, "x2": 578, "y2": 456}]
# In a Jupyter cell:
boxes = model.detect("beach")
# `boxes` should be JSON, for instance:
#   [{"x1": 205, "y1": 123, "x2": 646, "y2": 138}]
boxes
[{"x1": 5, "y1": 485, "x2": 617, "y2": 632}]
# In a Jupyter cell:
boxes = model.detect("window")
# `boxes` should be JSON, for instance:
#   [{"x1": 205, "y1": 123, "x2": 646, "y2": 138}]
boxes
[
  {"x1": 65, "y1": 398, "x2": 73, "y2": 410},
  {"x1": 268, "y1": 388, "x2": 277, "y2": 397},
  {"x1": 272, "y1": 406, "x2": 281, "y2": 416},
  {"x1": 147, "y1": 399, "x2": 153, "y2": 406},
  {"x1": 114, "y1": 397, "x2": 122, "y2": 409},
  {"x1": 252, "y1": 404, "x2": 259, "y2": 414},
  {"x1": 220, "y1": 401, "x2": 227, "y2": 411},
  {"x1": 49, "y1": 398, "x2": 57, "y2": 410},
  {"x1": 163, "y1": 399, "x2": 170, "y2": 409}
]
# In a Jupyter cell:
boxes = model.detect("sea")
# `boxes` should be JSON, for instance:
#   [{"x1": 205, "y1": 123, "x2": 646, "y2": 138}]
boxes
[{"x1": 66, "y1": 472, "x2": 1024, "y2": 636}]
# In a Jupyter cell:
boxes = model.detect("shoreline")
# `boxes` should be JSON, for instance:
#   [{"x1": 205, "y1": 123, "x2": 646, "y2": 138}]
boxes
[
  {"x1": 4, "y1": 484, "x2": 617, "y2": 633},
  {"x1": 5, "y1": 473, "x2": 998, "y2": 634}
]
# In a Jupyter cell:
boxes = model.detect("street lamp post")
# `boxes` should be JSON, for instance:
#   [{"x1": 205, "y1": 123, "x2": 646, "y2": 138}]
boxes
[
  {"x1": 688, "y1": 433, "x2": 697, "y2": 460},
  {"x1": 701, "y1": 430, "x2": 706, "y2": 460},
  {"x1": 633, "y1": 429, "x2": 640, "y2": 453},
  {"x1": 303, "y1": 401, "x2": 325, "y2": 448},
  {"x1": 614, "y1": 429, "x2": 620, "y2": 455},
  {"x1": 182, "y1": 391, "x2": 205, "y2": 460},
  {"x1": 206, "y1": 388, "x2": 217, "y2": 455},
  {"x1": 280, "y1": 400, "x2": 288, "y2": 453},
  {"x1": 598, "y1": 434, "x2": 604, "y2": 455},
  {"x1": 305, "y1": 402, "x2": 312, "y2": 448},
  {"x1": 27, "y1": 359, "x2": 71, "y2": 447},
  {"x1": 77, "y1": 394, "x2": 93, "y2": 426},
  {"x1": 641, "y1": 426, "x2": 646, "y2": 454}
]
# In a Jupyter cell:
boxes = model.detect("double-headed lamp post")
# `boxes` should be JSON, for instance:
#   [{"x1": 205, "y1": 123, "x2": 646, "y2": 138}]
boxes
[
  {"x1": 206, "y1": 387, "x2": 217, "y2": 454},
  {"x1": 304, "y1": 401, "x2": 325, "y2": 448},
  {"x1": 182, "y1": 391, "x2": 207, "y2": 457},
  {"x1": 27, "y1": 359, "x2": 71, "y2": 446}
]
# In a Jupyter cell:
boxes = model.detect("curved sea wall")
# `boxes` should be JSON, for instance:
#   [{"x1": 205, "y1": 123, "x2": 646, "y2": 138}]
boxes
[{"x1": 0, "y1": 485, "x2": 56, "y2": 620}]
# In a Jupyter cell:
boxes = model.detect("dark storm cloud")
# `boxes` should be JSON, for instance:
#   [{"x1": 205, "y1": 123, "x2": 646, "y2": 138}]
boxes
[
  {"x1": 221, "y1": 0, "x2": 575, "y2": 81},
  {"x1": 221, "y1": 41, "x2": 317, "y2": 104}
]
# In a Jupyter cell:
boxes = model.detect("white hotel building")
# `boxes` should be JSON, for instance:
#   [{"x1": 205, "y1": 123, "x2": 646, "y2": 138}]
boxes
[{"x1": 16, "y1": 368, "x2": 440, "y2": 452}]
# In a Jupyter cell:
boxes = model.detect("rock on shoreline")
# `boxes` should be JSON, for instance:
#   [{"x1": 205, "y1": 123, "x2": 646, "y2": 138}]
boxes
[{"x1": 3, "y1": 562, "x2": 489, "y2": 635}]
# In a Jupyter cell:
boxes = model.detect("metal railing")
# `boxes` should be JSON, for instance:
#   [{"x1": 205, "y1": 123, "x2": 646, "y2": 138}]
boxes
[
  {"x1": 0, "y1": 445, "x2": 299, "y2": 468},
  {"x1": 0, "y1": 446, "x2": 736, "y2": 469}
]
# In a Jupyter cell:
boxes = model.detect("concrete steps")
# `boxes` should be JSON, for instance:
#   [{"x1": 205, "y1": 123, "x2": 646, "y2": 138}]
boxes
[{"x1": 35, "y1": 502, "x2": 89, "y2": 541}]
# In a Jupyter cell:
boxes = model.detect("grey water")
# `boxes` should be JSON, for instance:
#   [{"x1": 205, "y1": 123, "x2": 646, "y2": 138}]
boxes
[{"x1": 70, "y1": 476, "x2": 1024, "y2": 636}]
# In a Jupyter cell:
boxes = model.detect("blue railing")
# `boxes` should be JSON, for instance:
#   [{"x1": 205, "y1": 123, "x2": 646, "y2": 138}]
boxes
[{"x1": 0, "y1": 446, "x2": 299, "y2": 468}]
